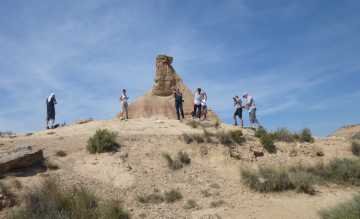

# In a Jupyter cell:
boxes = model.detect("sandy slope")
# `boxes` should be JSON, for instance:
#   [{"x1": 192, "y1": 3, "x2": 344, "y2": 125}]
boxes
[{"x1": 0, "y1": 119, "x2": 358, "y2": 219}]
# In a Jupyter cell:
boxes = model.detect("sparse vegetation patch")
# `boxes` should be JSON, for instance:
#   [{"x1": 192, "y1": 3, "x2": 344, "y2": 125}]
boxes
[
  {"x1": 87, "y1": 129, "x2": 119, "y2": 154},
  {"x1": 319, "y1": 194, "x2": 360, "y2": 219},
  {"x1": 242, "y1": 158, "x2": 360, "y2": 195},
  {"x1": 162, "y1": 151, "x2": 191, "y2": 170},
  {"x1": 10, "y1": 178, "x2": 129, "y2": 219},
  {"x1": 55, "y1": 150, "x2": 67, "y2": 157},
  {"x1": 260, "y1": 135, "x2": 277, "y2": 153},
  {"x1": 352, "y1": 141, "x2": 360, "y2": 156}
]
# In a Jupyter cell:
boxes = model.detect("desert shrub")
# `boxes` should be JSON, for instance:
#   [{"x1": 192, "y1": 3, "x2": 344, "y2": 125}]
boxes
[
  {"x1": 315, "y1": 158, "x2": 360, "y2": 185},
  {"x1": 55, "y1": 150, "x2": 67, "y2": 157},
  {"x1": 229, "y1": 130, "x2": 246, "y2": 144},
  {"x1": 10, "y1": 178, "x2": 129, "y2": 219},
  {"x1": 299, "y1": 128, "x2": 314, "y2": 143},
  {"x1": 241, "y1": 167, "x2": 293, "y2": 193},
  {"x1": 241, "y1": 166, "x2": 317, "y2": 195},
  {"x1": 242, "y1": 158, "x2": 360, "y2": 195},
  {"x1": 260, "y1": 135, "x2": 276, "y2": 153},
  {"x1": 0, "y1": 182, "x2": 16, "y2": 209},
  {"x1": 137, "y1": 193, "x2": 164, "y2": 204},
  {"x1": 162, "y1": 153, "x2": 183, "y2": 170},
  {"x1": 177, "y1": 151, "x2": 191, "y2": 164},
  {"x1": 183, "y1": 199, "x2": 198, "y2": 209},
  {"x1": 201, "y1": 189, "x2": 212, "y2": 197},
  {"x1": 182, "y1": 134, "x2": 194, "y2": 144},
  {"x1": 164, "y1": 189, "x2": 182, "y2": 203},
  {"x1": 319, "y1": 194, "x2": 360, "y2": 219},
  {"x1": 255, "y1": 127, "x2": 267, "y2": 138},
  {"x1": 186, "y1": 120, "x2": 200, "y2": 129},
  {"x1": 45, "y1": 159, "x2": 59, "y2": 170},
  {"x1": 214, "y1": 119, "x2": 221, "y2": 129},
  {"x1": 352, "y1": 132, "x2": 360, "y2": 141},
  {"x1": 216, "y1": 131, "x2": 233, "y2": 146},
  {"x1": 210, "y1": 200, "x2": 225, "y2": 208},
  {"x1": 87, "y1": 129, "x2": 119, "y2": 154},
  {"x1": 352, "y1": 141, "x2": 360, "y2": 156},
  {"x1": 271, "y1": 128, "x2": 296, "y2": 142},
  {"x1": 192, "y1": 134, "x2": 205, "y2": 143}
]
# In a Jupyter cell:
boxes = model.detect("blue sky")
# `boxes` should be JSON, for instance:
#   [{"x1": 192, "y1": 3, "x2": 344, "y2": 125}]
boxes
[{"x1": 0, "y1": 0, "x2": 359, "y2": 136}]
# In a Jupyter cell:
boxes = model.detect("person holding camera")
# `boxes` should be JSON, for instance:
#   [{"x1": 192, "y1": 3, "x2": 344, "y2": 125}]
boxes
[
  {"x1": 174, "y1": 88, "x2": 185, "y2": 120},
  {"x1": 233, "y1": 95, "x2": 243, "y2": 127}
]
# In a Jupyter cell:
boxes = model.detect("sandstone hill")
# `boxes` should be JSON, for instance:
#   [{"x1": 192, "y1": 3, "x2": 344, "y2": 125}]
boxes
[
  {"x1": 120, "y1": 55, "x2": 218, "y2": 120},
  {"x1": 0, "y1": 118, "x2": 358, "y2": 219}
]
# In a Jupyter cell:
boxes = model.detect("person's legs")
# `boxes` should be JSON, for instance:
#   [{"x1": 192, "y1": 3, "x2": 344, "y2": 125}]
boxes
[
  {"x1": 196, "y1": 104, "x2": 202, "y2": 119},
  {"x1": 202, "y1": 106, "x2": 207, "y2": 120},
  {"x1": 193, "y1": 104, "x2": 197, "y2": 119},
  {"x1": 175, "y1": 103, "x2": 181, "y2": 120},
  {"x1": 122, "y1": 102, "x2": 128, "y2": 120},
  {"x1": 249, "y1": 109, "x2": 257, "y2": 128},
  {"x1": 233, "y1": 110, "x2": 238, "y2": 126},
  {"x1": 239, "y1": 109, "x2": 243, "y2": 128},
  {"x1": 180, "y1": 104, "x2": 185, "y2": 119}
]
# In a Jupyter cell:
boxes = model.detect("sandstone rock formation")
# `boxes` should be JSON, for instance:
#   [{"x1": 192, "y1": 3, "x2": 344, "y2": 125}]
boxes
[
  {"x1": 152, "y1": 55, "x2": 180, "y2": 96},
  {"x1": 119, "y1": 55, "x2": 218, "y2": 120},
  {"x1": 0, "y1": 146, "x2": 44, "y2": 175}
]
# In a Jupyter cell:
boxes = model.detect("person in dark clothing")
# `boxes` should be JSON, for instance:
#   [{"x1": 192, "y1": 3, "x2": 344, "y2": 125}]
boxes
[
  {"x1": 46, "y1": 93, "x2": 57, "y2": 129},
  {"x1": 174, "y1": 88, "x2": 185, "y2": 120}
]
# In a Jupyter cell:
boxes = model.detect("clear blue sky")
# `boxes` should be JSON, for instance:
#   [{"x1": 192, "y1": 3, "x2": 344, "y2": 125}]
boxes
[{"x1": 1, "y1": 0, "x2": 359, "y2": 136}]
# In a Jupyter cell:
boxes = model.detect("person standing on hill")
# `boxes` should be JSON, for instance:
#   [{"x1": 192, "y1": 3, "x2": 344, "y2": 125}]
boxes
[
  {"x1": 46, "y1": 93, "x2": 57, "y2": 129},
  {"x1": 193, "y1": 88, "x2": 202, "y2": 119},
  {"x1": 174, "y1": 88, "x2": 185, "y2": 120},
  {"x1": 201, "y1": 90, "x2": 208, "y2": 120},
  {"x1": 120, "y1": 89, "x2": 129, "y2": 120},
  {"x1": 243, "y1": 93, "x2": 260, "y2": 128},
  {"x1": 233, "y1": 95, "x2": 243, "y2": 127}
]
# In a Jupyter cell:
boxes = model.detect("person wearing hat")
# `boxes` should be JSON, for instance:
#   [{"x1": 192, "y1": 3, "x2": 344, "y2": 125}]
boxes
[
  {"x1": 243, "y1": 93, "x2": 260, "y2": 128},
  {"x1": 46, "y1": 93, "x2": 57, "y2": 129},
  {"x1": 233, "y1": 95, "x2": 243, "y2": 127}
]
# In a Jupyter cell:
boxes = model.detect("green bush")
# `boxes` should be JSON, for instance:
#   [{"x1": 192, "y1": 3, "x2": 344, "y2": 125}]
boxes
[
  {"x1": 241, "y1": 158, "x2": 360, "y2": 195},
  {"x1": 178, "y1": 151, "x2": 191, "y2": 164},
  {"x1": 229, "y1": 130, "x2": 246, "y2": 144},
  {"x1": 271, "y1": 128, "x2": 297, "y2": 142},
  {"x1": 163, "y1": 152, "x2": 191, "y2": 170},
  {"x1": 164, "y1": 189, "x2": 182, "y2": 203},
  {"x1": 255, "y1": 127, "x2": 267, "y2": 138},
  {"x1": 55, "y1": 150, "x2": 67, "y2": 157},
  {"x1": 162, "y1": 153, "x2": 183, "y2": 170},
  {"x1": 10, "y1": 178, "x2": 129, "y2": 219},
  {"x1": 260, "y1": 135, "x2": 277, "y2": 153},
  {"x1": 183, "y1": 199, "x2": 198, "y2": 209},
  {"x1": 352, "y1": 132, "x2": 360, "y2": 141},
  {"x1": 87, "y1": 129, "x2": 119, "y2": 154},
  {"x1": 352, "y1": 141, "x2": 360, "y2": 156},
  {"x1": 299, "y1": 128, "x2": 314, "y2": 143},
  {"x1": 137, "y1": 193, "x2": 164, "y2": 204},
  {"x1": 314, "y1": 158, "x2": 360, "y2": 185},
  {"x1": 241, "y1": 166, "x2": 316, "y2": 195},
  {"x1": 319, "y1": 194, "x2": 360, "y2": 219}
]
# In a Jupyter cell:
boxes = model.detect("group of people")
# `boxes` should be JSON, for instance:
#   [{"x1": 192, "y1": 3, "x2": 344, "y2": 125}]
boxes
[
  {"x1": 45, "y1": 88, "x2": 260, "y2": 129},
  {"x1": 173, "y1": 88, "x2": 208, "y2": 121},
  {"x1": 233, "y1": 93, "x2": 260, "y2": 128}
]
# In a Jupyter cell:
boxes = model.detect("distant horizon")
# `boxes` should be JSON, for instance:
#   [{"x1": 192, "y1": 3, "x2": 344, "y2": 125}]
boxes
[{"x1": 1, "y1": 1, "x2": 359, "y2": 136}]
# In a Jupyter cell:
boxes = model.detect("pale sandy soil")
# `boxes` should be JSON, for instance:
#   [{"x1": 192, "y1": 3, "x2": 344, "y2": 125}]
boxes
[{"x1": 0, "y1": 119, "x2": 358, "y2": 219}]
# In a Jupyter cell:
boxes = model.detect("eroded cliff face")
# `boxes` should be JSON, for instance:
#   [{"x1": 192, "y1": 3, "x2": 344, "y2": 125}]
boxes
[{"x1": 152, "y1": 55, "x2": 180, "y2": 96}]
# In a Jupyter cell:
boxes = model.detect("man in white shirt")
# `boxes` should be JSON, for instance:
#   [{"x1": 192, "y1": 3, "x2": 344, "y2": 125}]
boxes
[
  {"x1": 243, "y1": 93, "x2": 260, "y2": 128},
  {"x1": 193, "y1": 88, "x2": 202, "y2": 119},
  {"x1": 200, "y1": 90, "x2": 208, "y2": 120},
  {"x1": 120, "y1": 89, "x2": 129, "y2": 120},
  {"x1": 233, "y1": 95, "x2": 243, "y2": 127}
]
